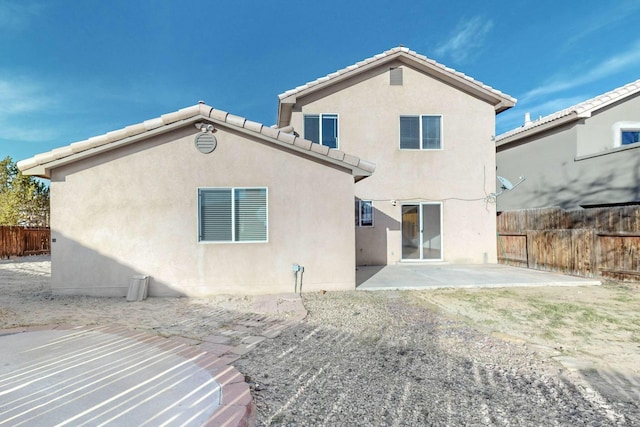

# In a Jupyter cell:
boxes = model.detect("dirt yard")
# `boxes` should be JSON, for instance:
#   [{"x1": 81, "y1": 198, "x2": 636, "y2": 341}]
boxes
[
  {"x1": 1, "y1": 256, "x2": 639, "y2": 425},
  {"x1": 415, "y1": 282, "x2": 640, "y2": 375}
]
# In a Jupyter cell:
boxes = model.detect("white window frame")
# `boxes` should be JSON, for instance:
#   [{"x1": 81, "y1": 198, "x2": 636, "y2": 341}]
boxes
[
  {"x1": 303, "y1": 113, "x2": 339, "y2": 149},
  {"x1": 401, "y1": 202, "x2": 443, "y2": 261},
  {"x1": 613, "y1": 121, "x2": 640, "y2": 148},
  {"x1": 198, "y1": 187, "x2": 268, "y2": 243},
  {"x1": 356, "y1": 199, "x2": 374, "y2": 227},
  {"x1": 399, "y1": 115, "x2": 443, "y2": 150}
]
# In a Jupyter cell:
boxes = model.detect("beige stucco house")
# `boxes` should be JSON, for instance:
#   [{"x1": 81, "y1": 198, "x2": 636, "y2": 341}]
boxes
[
  {"x1": 277, "y1": 47, "x2": 516, "y2": 265},
  {"x1": 496, "y1": 78, "x2": 640, "y2": 211},
  {"x1": 18, "y1": 103, "x2": 374, "y2": 296},
  {"x1": 19, "y1": 46, "x2": 517, "y2": 296}
]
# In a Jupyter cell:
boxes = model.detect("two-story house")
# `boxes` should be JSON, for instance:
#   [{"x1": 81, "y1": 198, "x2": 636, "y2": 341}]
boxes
[
  {"x1": 496, "y1": 78, "x2": 640, "y2": 211},
  {"x1": 18, "y1": 46, "x2": 516, "y2": 297},
  {"x1": 277, "y1": 47, "x2": 515, "y2": 265}
]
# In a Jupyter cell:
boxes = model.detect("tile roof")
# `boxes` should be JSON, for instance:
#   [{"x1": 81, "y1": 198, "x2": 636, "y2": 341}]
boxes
[
  {"x1": 496, "y1": 78, "x2": 640, "y2": 144},
  {"x1": 17, "y1": 103, "x2": 376, "y2": 180},
  {"x1": 278, "y1": 46, "x2": 516, "y2": 107}
]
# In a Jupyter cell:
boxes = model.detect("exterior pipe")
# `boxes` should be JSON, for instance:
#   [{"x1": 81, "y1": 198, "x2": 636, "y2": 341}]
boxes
[{"x1": 292, "y1": 264, "x2": 304, "y2": 293}]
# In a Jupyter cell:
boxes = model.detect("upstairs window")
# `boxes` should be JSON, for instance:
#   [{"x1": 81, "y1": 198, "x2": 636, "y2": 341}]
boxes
[
  {"x1": 622, "y1": 130, "x2": 640, "y2": 145},
  {"x1": 198, "y1": 188, "x2": 267, "y2": 243},
  {"x1": 355, "y1": 199, "x2": 374, "y2": 227},
  {"x1": 611, "y1": 122, "x2": 640, "y2": 149},
  {"x1": 304, "y1": 114, "x2": 339, "y2": 149},
  {"x1": 400, "y1": 115, "x2": 442, "y2": 150}
]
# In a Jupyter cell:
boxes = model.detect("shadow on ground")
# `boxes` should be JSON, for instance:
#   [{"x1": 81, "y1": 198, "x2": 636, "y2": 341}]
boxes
[{"x1": 235, "y1": 292, "x2": 639, "y2": 426}]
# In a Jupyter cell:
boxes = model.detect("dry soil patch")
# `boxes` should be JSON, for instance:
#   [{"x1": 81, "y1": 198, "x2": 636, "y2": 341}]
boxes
[{"x1": 413, "y1": 283, "x2": 640, "y2": 374}]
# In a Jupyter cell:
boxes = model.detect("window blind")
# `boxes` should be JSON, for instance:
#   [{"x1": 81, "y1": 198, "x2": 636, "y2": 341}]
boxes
[
  {"x1": 234, "y1": 188, "x2": 267, "y2": 242},
  {"x1": 199, "y1": 189, "x2": 232, "y2": 241},
  {"x1": 199, "y1": 188, "x2": 267, "y2": 243},
  {"x1": 400, "y1": 116, "x2": 420, "y2": 149},
  {"x1": 304, "y1": 115, "x2": 320, "y2": 144}
]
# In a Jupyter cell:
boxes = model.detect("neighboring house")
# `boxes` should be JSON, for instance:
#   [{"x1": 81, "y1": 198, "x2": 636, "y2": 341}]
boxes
[
  {"x1": 496, "y1": 78, "x2": 640, "y2": 211},
  {"x1": 277, "y1": 47, "x2": 516, "y2": 265},
  {"x1": 18, "y1": 103, "x2": 374, "y2": 296}
]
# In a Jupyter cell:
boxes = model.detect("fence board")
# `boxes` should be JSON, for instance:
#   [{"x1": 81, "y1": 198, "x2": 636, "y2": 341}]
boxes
[
  {"x1": 565, "y1": 209, "x2": 586, "y2": 229},
  {"x1": 526, "y1": 207, "x2": 565, "y2": 230},
  {"x1": 527, "y1": 230, "x2": 572, "y2": 273},
  {"x1": 498, "y1": 206, "x2": 640, "y2": 281},
  {"x1": 496, "y1": 234, "x2": 528, "y2": 267},
  {"x1": 597, "y1": 234, "x2": 640, "y2": 281},
  {"x1": 572, "y1": 229, "x2": 595, "y2": 277},
  {"x1": 0, "y1": 226, "x2": 50, "y2": 259},
  {"x1": 620, "y1": 206, "x2": 640, "y2": 233},
  {"x1": 496, "y1": 210, "x2": 527, "y2": 234}
]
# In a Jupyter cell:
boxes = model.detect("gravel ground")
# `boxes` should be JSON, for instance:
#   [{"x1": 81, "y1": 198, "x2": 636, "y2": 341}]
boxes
[
  {"x1": 2, "y1": 257, "x2": 639, "y2": 426},
  {"x1": 235, "y1": 291, "x2": 638, "y2": 426}
]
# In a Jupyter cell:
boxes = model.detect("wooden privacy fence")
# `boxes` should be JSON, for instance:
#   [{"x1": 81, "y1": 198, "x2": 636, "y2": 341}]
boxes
[
  {"x1": 0, "y1": 226, "x2": 50, "y2": 259},
  {"x1": 497, "y1": 206, "x2": 640, "y2": 281}
]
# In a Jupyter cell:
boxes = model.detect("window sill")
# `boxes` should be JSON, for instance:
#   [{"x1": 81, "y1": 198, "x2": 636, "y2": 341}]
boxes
[
  {"x1": 198, "y1": 240, "x2": 268, "y2": 245},
  {"x1": 575, "y1": 142, "x2": 640, "y2": 161}
]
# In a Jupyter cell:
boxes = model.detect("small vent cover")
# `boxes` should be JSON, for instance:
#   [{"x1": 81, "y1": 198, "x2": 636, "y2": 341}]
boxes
[
  {"x1": 390, "y1": 67, "x2": 403, "y2": 85},
  {"x1": 194, "y1": 133, "x2": 217, "y2": 154}
]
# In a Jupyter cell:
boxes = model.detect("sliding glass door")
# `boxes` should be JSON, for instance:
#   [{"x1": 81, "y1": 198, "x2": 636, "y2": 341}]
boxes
[{"x1": 401, "y1": 203, "x2": 442, "y2": 260}]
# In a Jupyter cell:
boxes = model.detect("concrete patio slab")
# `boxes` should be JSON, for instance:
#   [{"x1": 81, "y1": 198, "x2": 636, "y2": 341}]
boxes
[{"x1": 356, "y1": 264, "x2": 601, "y2": 291}]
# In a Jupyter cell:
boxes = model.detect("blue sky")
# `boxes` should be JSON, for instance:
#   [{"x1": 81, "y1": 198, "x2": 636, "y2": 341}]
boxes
[{"x1": 2, "y1": 0, "x2": 640, "y2": 164}]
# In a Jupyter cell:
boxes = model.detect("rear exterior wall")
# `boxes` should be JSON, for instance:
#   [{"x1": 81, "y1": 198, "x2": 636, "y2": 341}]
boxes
[
  {"x1": 289, "y1": 62, "x2": 498, "y2": 265},
  {"x1": 49, "y1": 125, "x2": 357, "y2": 296}
]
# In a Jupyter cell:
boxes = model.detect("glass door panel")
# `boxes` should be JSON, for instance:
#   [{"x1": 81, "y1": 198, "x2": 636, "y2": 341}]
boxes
[
  {"x1": 401, "y1": 203, "x2": 442, "y2": 260},
  {"x1": 401, "y1": 205, "x2": 420, "y2": 259},
  {"x1": 422, "y1": 204, "x2": 442, "y2": 259}
]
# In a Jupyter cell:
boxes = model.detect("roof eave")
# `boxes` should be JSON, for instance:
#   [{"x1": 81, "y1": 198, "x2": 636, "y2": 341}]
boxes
[
  {"x1": 207, "y1": 114, "x2": 375, "y2": 178},
  {"x1": 277, "y1": 96, "x2": 296, "y2": 128},
  {"x1": 20, "y1": 165, "x2": 47, "y2": 179},
  {"x1": 279, "y1": 50, "x2": 406, "y2": 103},
  {"x1": 496, "y1": 113, "x2": 580, "y2": 147},
  {"x1": 276, "y1": 49, "x2": 516, "y2": 120},
  {"x1": 20, "y1": 116, "x2": 204, "y2": 179},
  {"x1": 354, "y1": 173, "x2": 371, "y2": 183},
  {"x1": 22, "y1": 110, "x2": 375, "y2": 181},
  {"x1": 495, "y1": 99, "x2": 517, "y2": 114},
  {"x1": 394, "y1": 56, "x2": 516, "y2": 111}
]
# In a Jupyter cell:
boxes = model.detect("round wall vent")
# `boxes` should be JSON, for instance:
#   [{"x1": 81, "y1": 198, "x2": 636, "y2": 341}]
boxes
[{"x1": 194, "y1": 133, "x2": 217, "y2": 154}]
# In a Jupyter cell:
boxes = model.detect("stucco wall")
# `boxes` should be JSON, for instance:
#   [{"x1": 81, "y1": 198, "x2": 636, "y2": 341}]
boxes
[
  {"x1": 50, "y1": 125, "x2": 357, "y2": 296},
  {"x1": 497, "y1": 96, "x2": 640, "y2": 211},
  {"x1": 290, "y1": 62, "x2": 498, "y2": 264},
  {"x1": 497, "y1": 124, "x2": 577, "y2": 210},
  {"x1": 577, "y1": 93, "x2": 640, "y2": 157}
]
